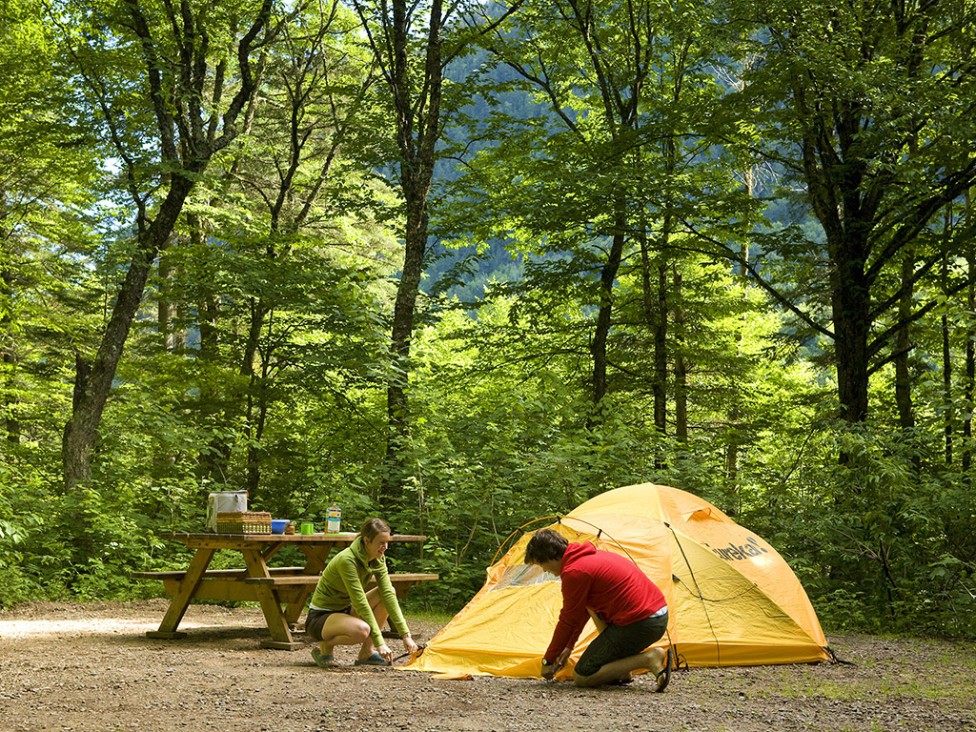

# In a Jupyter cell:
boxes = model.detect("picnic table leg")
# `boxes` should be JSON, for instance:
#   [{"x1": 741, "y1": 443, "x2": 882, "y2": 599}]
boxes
[
  {"x1": 146, "y1": 547, "x2": 215, "y2": 639},
  {"x1": 241, "y1": 549, "x2": 304, "y2": 650},
  {"x1": 280, "y1": 544, "x2": 330, "y2": 627},
  {"x1": 282, "y1": 583, "x2": 316, "y2": 627}
]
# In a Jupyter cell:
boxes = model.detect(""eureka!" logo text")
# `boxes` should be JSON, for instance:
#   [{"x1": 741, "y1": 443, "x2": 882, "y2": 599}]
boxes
[{"x1": 711, "y1": 536, "x2": 769, "y2": 562}]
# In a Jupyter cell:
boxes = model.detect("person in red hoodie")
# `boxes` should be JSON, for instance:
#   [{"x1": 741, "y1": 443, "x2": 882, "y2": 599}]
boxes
[{"x1": 524, "y1": 528, "x2": 672, "y2": 690}]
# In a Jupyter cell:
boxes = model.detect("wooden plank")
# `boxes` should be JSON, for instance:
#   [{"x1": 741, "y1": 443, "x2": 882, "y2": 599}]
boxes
[
  {"x1": 133, "y1": 566, "x2": 307, "y2": 581},
  {"x1": 244, "y1": 575, "x2": 319, "y2": 586},
  {"x1": 160, "y1": 532, "x2": 427, "y2": 545},
  {"x1": 132, "y1": 571, "x2": 189, "y2": 580},
  {"x1": 158, "y1": 578, "x2": 310, "y2": 604},
  {"x1": 245, "y1": 572, "x2": 438, "y2": 587}
]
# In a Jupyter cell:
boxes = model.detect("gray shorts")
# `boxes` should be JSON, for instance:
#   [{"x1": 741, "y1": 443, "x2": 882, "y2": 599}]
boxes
[{"x1": 574, "y1": 611, "x2": 668, "y2": 678}]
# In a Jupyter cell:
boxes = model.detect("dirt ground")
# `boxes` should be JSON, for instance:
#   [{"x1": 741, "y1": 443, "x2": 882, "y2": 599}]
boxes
[{"x1": 0, "y1": 600, "x2": 973, "y2": 732}]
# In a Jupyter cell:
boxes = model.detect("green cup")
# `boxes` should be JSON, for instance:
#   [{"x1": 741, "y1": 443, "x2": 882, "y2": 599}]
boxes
[{"x1": 300, "y1": 521, "x2": 314, "y2": 535}]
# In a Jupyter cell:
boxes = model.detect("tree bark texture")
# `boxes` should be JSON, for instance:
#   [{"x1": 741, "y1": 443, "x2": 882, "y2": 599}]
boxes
[
  {"x1": 941, "y1": 252, "x2": 953, "y2": 465},
  {"x1": 673, "y1": 267, "x2": 688, "y2": 443},
  {"x1": 1, "y1": 253, "x2": 19, "y2": 445},
  {"x1": 590, "y1": 209, "x2": 626, "y2": 408},
  {"x1": 640, "y1": 240, "x2": 668, "y2": 439},
  {"x1": 965, "y1": 195, "x2": 975, "y2": 477},
  {"x1": 894, "y1": 253, "x2": 915, "y2": 430}
]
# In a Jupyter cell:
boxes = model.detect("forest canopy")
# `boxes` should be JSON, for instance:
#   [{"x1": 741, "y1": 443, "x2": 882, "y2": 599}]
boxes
[{"x1": 1, "y1": 0, "x2": 975, "y2": 638}]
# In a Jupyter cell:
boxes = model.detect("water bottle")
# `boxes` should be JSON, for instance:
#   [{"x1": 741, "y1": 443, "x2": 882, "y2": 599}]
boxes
[{"x1": 326, "y1": 503, "x2": 341, "y2": 533}]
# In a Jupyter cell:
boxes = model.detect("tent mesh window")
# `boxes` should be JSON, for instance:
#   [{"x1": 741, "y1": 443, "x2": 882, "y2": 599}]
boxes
[{"x1": 490, "y1": 563, "x2": 555, "y2": 591}]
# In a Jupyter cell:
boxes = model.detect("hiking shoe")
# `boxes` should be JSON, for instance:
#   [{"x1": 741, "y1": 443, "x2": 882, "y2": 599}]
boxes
[
  {"x1": 311, "y1": 648, "x2": 336, "y2": 668},
  {"x1": 654, "y1": 647, "x2": 674, "y2": 693},
  {"x1": 354, "y1": 652, "x2": 389, "y2": 666}
]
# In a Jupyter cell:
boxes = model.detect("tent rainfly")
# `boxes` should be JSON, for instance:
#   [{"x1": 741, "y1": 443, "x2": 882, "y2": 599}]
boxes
[{"x1": 407, "y1": 482, "x2": 833, "y2": 679}]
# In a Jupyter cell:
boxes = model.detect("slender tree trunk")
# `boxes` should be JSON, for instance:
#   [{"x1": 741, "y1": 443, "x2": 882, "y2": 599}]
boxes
[
  {"x1": 245, "y1": 349, "x2": 272, "y2": 499},
  {"x1": 639, "y1": 230, "x2": 668, "y2": 470},
  {"x1": 964, "y1": 191, "x2": 975, "y2": 478},
  {"x1": 0, "y1": 214, "x2": 19, "y2": 444},
  {"x1": 157, "y1": 232, "x2": 182, "y2": 352},
  {"x1": 894, "y1": 252, "x2": 915, "y2": 430},
  {"x1": 673, "y1": 266, "x2": 688, "y2": 443},
  {"x1": 384, "y1": 178, "x2": 431, "y2": 501},
  {"x1": 641, "y1": 244, "x2": 668, "y2": 440},
  {"x1": 643, "y1": 198, "x2": 676, "y2": 445},
  {"x1": 590, "y1": 201, "x2": 627, "y2": 408},
  {"x1": 654, "y1": 261, "x2": 668, "y2": 431},
  {"x1": 726, "y1": 164, "x2": 757, "y2": 487},
  {"x1": 942, "y1": 249, "x2": 953, "y2": 465},
  {"x1": 235, "y1": 293, "x2": 270, "y2": 492}
]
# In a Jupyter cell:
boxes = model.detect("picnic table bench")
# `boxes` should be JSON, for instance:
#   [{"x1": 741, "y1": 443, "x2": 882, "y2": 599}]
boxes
[{"x1": 133, "y1": 532, "x2": 437, "y2": 650}]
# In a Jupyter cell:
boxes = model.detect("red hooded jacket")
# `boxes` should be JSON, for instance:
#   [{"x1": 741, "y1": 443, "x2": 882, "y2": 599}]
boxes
[{"x1": 544, "y1": 542, "x2": 666, "y2": 663}]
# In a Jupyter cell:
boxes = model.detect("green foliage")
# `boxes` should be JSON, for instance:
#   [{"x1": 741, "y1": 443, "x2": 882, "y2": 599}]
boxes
[
  {"x1": 1, "y1": 0, "x2": 975, "y2": 646},
  {"x1": 0, "y1": 458, "x2": 51, "y2": 607}
]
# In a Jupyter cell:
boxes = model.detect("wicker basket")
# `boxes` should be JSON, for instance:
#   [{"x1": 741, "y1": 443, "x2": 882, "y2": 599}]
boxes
[{"x1": 215, "y1": 511, "x2": 272, "y2": 534}]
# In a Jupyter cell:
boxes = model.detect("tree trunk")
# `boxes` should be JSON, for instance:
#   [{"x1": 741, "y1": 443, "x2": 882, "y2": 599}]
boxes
[
  {"x1": 727, "y1": 163, "x2": 757, "y2": 487},
  {"x1": 157, "y1": 232, "x2": 182, "y2": 353},
  {"x1": 673, "y1": 266, "x2": 688, "y2": 443},
  {"x1": 371, "y1": 0, "x2": 444, "y2": 504},
  {"x1": 590, "y1": 203, "x2": 627, "y2": 407},
  {"x1": 62, "y1": 176, "x2": 196, "y2": 494},
  {"x1": 941, "y1": 250, "x2": 953, "y2": 465},
  {"x1": 243, "y1": 299, "x2": 272, "y2": 502},
  {"x1": 384, "y1": 183, "x2": 429, "y2": 501},
  {"x1": 653, "y1": 261, "x2": 668, "y2": 439},
  {"x1": 964, "y1": 191, "x2": 975, "y2": 478},
  {"x1": 641, "y1": 242, "x2": 668, "y2": 439},
  {"x1": 60, "y1": 0, "x2": 271, "y2": 498},
  {"x1": 1, "y1": 244, "x2": 19, "y2": 445},
  {"x1": 817, "y1": 180, "x2": 873, "y2": 425},
  {"x1": 894, "y1": 252, "x2": 915, "y2": 430}
]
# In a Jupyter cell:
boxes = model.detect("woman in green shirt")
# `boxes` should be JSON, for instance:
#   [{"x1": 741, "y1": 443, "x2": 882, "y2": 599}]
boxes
[{"x1": 306, "y1": 518, "x2": 419, "y2": 667}]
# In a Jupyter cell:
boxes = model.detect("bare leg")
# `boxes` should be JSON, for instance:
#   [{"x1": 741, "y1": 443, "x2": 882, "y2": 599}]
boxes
[
  {"x1": 318, "y1": 613, "x2": 369, "y2": 656},
  {"x1": 352, "y1": 587, "x2": 387, "y2": 660},
  {"x1": 573, "y1": 647, "x2": 665, "y2": 688}
]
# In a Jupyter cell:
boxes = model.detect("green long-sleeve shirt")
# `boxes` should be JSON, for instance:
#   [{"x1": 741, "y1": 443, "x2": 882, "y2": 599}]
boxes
[{"x1": 309, "y1": 536, "x2": 410, "y2": 649}]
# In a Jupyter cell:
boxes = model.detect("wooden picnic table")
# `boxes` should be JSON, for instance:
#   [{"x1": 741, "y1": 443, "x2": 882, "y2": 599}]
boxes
[{"x1": 133, "y1": 531, "x2": 436, "y2": 650}]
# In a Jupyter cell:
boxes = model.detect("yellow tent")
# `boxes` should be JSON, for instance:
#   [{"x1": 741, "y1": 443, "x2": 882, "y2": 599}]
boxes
[{"x1": 407, "y1": 482, "x2": 832, "y2": 678}]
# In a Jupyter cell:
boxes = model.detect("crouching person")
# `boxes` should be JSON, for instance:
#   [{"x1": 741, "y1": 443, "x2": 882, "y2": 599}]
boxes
[
  {"x1": 306, "y1": 518, "x2": 418, "y2": 667},
  {"x1": 524, "y1": 528, "x2": 672, "y2": 690}
]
